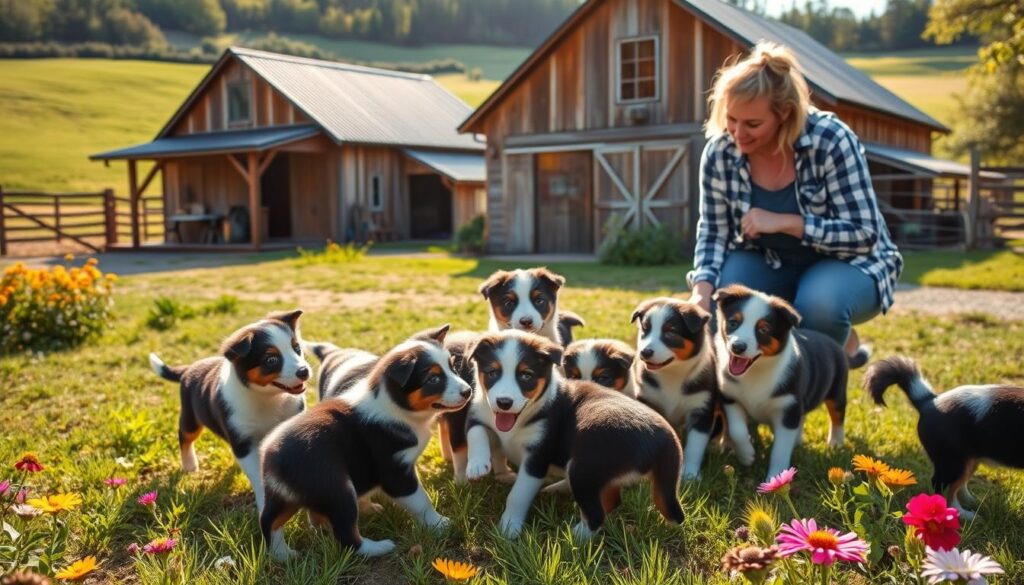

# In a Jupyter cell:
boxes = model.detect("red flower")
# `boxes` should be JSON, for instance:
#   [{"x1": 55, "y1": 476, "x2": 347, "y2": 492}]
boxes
[
  {"x1": 14, "y1": 453, "x2": 43, "y2": 473},
  {"x1": 903, "y1": 493, "x2": 961, "y2": 551}
]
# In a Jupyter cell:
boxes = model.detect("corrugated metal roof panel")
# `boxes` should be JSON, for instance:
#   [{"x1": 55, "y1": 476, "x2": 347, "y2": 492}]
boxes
[
  {"x1": 404, "y1": 149, "x2": 486, "y2": 182},
  {"x1": 680, "y1": 0, "x2": 947, "y2": 131},
  {"x1": 90, "y1": 125, "x2": 320, "y2": 160},
  {"x1": 232, "y1": 47, "x2": 485, "y2": 151},
  {"x1": 865, "y1": 143, "x2": 1005, "y2": 179}
]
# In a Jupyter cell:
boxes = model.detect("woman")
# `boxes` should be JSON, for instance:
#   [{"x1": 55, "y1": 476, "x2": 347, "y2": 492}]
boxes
[{"x1": 686, "y1": 42, "x2": 903, "y2": 367}]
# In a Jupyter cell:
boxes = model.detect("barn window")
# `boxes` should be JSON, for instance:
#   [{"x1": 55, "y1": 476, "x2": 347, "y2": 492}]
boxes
[
  {"x1": 370, "y1": 176, "x2": 383, "y2": 211},
  {"x1": 227, "y1": 81, "x2": 252, "y2": 126},
  {"x1": 616, "y1": 36, "x2": 659, "y2": 103}
]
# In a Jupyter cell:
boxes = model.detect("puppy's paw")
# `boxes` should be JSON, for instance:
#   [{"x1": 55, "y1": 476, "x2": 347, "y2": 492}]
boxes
[
  {"x1": 271, "y1": 546, "x2": 298, "y2": 562},
  {"x1": 429, "y1": 515, "x2": 452, "y2": 534},
  {"x1": 735, "y1": 442, "x2": 756, "y2": 466},
  {"x1": 358, "y1": 499, "x2": 385, "y2": 515},
  {"x1": 498, "y1": 513, "x2": 524, "y2": 539},
  {"x1": 542, "y1": 479, "x2": 571, "y2": 494},
  {"x1": 571, "y1": 521, "x2": 595, "y2": 541},
  {"x1": 357, "y1": 538, "x2": 396, "y2": 557},
  {"x1": 680, "y1": 468, "x2": 702, "y2": 482},
  {"x1": 494, "y1": 471, "x2": 517, "y2": 484},
  {"x1": 466, "y1": 458, "x2": 492, "y2": 481}
]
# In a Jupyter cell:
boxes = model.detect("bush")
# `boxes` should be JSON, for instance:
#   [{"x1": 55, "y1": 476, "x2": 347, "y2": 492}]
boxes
[
  {"x1": 597, "y1": 216, "x2": 684, "y2": 266},
  {"x1": 145, "y1": 297, "x2": 194, "y2": 331},
  {"x1": 295, "y1": 239, "x2": 373, "y2": 264},
  {"x1": 0, "y1": 258, "x2": 116, "y2": 354},
  {"x1": 453, "y1": 215, "x2": 486, "y2": 255}
]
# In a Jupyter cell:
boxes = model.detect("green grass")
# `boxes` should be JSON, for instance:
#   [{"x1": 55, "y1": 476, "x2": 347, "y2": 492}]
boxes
[
  {"x1": 902, "y1": 250, "x2": 1024, "y2": 292},
  {"x1": 1, "y1": 255, "x2": 1023, "y2": 583}
]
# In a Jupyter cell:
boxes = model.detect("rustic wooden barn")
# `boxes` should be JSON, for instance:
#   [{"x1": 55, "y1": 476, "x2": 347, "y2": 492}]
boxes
[
  {"x1": 459, "y1": 0, "x2": 992, "y2": 253},
  {"x1": 92, "y1": 47, "x2": 486, "y2": 250}
]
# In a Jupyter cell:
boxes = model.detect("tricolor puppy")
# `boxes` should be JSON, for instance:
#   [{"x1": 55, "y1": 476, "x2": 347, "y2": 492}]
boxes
[
  {"x1": 712, "y1": 285, "x2": 848, "y2": 481},
  {"x1": 437, "y1": 330, "x2": 481, "y2": 484},
  {"x1": 148, "y1": 310, "x2": 310, "y2": 514},
  {"x1": 865, "y1": 356, "x2": 1024, "y2": 519},
  {"x1": 464, "y1": 330, "x2": 684, "y2": 539},
  {"x1": 479, "y1": 267, "x2": 567, "y2": 344},
  {"x1": 631, "y1": 298, "x2": 719, "y2": 480},
  {"x1": 259, "y1": 325, "x2": 471, "y2": 560},
  {"x1": 305, "y1": 342, "x2": 377, "y2": 401},
  {"x1": 562, "y1": 338, "x2": 637, "y2": 397}
]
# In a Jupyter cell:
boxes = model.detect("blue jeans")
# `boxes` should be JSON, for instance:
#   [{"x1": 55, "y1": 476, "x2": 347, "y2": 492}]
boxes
[{"x1": 714, "y1": 250, "x2": 881, "y2": 346}]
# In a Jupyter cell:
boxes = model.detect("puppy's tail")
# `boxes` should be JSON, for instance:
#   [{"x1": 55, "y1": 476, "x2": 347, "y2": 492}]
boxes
[
  {"x1": 556, "y1": 310, "x2": 586, "y2": 347},
  {"x1": 303, "y1": 341, "x2": 339, "y2": 361},
  {"x1": 149, "y1": 353, "x2": 184, "y2": 383},
  {"x1": 863, "y1": 356, "x2": 935, "y2": 411}
]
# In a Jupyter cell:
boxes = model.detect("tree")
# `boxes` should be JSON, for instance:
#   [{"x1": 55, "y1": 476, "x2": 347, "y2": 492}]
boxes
[{"x1": 926, "y1": 0, "x2": 1024, "y2": 164}]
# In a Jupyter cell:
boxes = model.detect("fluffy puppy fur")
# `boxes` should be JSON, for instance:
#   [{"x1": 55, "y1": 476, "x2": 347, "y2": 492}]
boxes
[
  {"x1": 464, "y1": 330, "x2": 684, "y2": 539},
  {"x1": 479, "y1": 267, "x2": 567, "y2": 344},
  {"x1": 563, "y1": 338, "x2": 637, "y2": 397},
  {"x1": 306, "y1": 343, "x2": 377, "y2": 401},
  {"x1": 631, "y1": 298, "x2": 719, "y2": 480},
  {"x1": 712, "y1": 285, "x2": 848, "y2": 480},
  {"x1": 149, "y1": 310, "x2": 310, "y2": 514},
  {"x1": 437, "y1": 329, "x2": 481, "y2": 484},
  {"x1": 865, "y1": 356, "x2": 1024, "y2": 519},
  {"x1": 259, "y1": 325, "x2": 471, "y2": 560}
]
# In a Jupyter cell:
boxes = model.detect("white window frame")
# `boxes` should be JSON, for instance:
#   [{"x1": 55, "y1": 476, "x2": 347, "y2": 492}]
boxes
[
  {"x1": 615, "y1": 35, "x2": 660, "y2": 104},
  {"x1": 370, "y1": 175, "x2": 384, "y2": 211}
]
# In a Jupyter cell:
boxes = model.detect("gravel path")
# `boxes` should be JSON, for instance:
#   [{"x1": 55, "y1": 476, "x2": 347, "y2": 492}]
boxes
[{"x1": 892, "y1": 285, "x2": 1024, "y2": 320}]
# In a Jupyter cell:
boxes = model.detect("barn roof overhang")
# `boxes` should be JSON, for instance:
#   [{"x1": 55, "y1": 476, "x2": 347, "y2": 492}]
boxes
[
  {"x1": 89, "y1": 125, "x2": 321, "y2": 161},
  {"x1": 404, "y1": 149, "x2": 486, "y2": 183},
  {"x1": 864, "y1": 143, "x2": 1006, "y2": 180}
]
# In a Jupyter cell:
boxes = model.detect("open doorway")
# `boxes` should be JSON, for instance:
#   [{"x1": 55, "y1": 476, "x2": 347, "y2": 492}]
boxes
[
  {"x1": 260, "y1": 154, "x2": 291, "y2": 238},
  {"x1": 408, "y1": 174, "x2": 452, "y2": 239}
]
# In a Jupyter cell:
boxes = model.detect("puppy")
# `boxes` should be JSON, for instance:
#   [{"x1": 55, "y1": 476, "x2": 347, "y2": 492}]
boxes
[
  {"x1": 557, "y1": 311, "x2": 587, "y2": 348},
  {"x1": 304, "y1": 342, "x2": 377, "y2": 401},
  {"x1": 631, "y1": 298, "x2": 719, "y2": 480},
  {"x1": 259, "y1": 325, "x2": 471, "y2": 560},
  {"x1": 479, "y1": 267, "x2": 567, "y2": 344},
  {"x1": 437, "y1": 330, "x2": 481, "y2": 484},
  {"x1": 464, "y1": 330, "x2": 684, "y2": 539},
  {"x1": 712, "y1": 285, "x2": 848, "y2": 480},
  {"x1": 149, "y1": 310, "x2": 310, "y2": 514},
  {"x1": 563, "y1": 338, "x2": 637, "y2": 397},
  {"x1": 865, "y1": 356, "x2": 1024, "y2": 519}
]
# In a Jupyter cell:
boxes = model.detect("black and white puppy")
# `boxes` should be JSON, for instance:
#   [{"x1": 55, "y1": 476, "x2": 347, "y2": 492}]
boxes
[
  {"x1": 865, "y1": 356, "x2": 1024, "y2": 519},
  {"x1": 563, "y1": 338, "x2": 637, "y2": 397},
  {"x1": 631, "y1": 298, "x2": 719, "y2": 480},
  {"x1": 479, "y1": 267, "x2": 566, "y2": 344},
  {"x1": 259, "y1": 325, "x2": 471, "y2": 560},
  {"x1": 437, "y1": 329, "x2": 481, "y2": 484},
  {"x1": 149, "y1": 310, "x2": 310, "y2": 515},
  {"x1": 305, "y1": 342, "x2": 377, "y2": 401},
  {"x1": 712, "y1": 285, "x2": 848, "y2": 480},
  {"x1": 464, "y1": 330, "x2": 684, "y2": 539}
]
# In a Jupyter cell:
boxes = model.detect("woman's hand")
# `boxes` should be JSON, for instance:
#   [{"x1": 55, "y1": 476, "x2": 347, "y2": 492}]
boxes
[
  {"x1": 689, "y1": 281, "x2": 714, "y2": 314},
  {"x1": 741, "y1": 208, "x2": 804, "y2": 239}
]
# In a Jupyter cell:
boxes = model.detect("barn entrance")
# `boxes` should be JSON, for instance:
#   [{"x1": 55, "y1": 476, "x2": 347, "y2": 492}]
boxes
[
  {"x1": 260, "y1": 154, "x2": 291, "y2": 239},
  {"x1": 535, "y1": 151, "x2": 593, "y2": 253},
  {"x1": 408, "y1": 174, "x2": 453, "y2": 239}
]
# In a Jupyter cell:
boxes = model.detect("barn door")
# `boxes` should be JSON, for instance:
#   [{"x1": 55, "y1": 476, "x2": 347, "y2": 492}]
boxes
[{"x1": 593, "y1": 141, "x2": 690, "y2": 249}]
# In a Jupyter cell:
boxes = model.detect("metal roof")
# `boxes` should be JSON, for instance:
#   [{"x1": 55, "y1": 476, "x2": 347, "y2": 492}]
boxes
[
  {"x1": 230, "y1": 47, "x2": 484, "y2": 151},
  {"x1": 404, "y1": 149, "x2": 486, "y2": 182},
  {"x1": 90, "y1": 125, "x2": 320, "y2": 160},
  {"x1": 864, "y1": 143, "x2": 1006, "y2": 180},
  {"x1": 679, "y1": 0, "x2": 947, "y2": 131}
]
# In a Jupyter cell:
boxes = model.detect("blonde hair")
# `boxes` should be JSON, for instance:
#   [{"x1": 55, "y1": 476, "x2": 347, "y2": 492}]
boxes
[{"x1": 705, "y1": 42, "x2": 811, "y2": 153}]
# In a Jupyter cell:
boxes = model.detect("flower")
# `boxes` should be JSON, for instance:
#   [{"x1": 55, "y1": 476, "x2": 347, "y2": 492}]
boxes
[
  {"x1": 432, "y1": 558, "x2": 479, "y2": 581},
  {"x1": 0, "y1": 569, "x2": 52, "y2": 585},
  {"x1": 921, "y1": 547, "x2": 1004, "y2": 585},
  {"x1": 776, "y1": 518, "x2": 869, "y2": 566},
  {"x1": 11, "y1": 503, "x2": 42, "y2": 519},
  {"x1": 903, "y1": 493, "x2": 961, "y2": 551},
  {"x1": 734, "y1": 526, "x2": 751, "y2": 542},
  {"x1": 852, "y1": 454, "x2": 890, "y2": 478},
  {"x1": 16, "y1": 487, "x2": 28, "y2": 503},
  {"x1": 26, "y1": 493, "x2": 82, "y2": 513},
  {"x1": 114, "y1": 457, "x2": 133, "y2": 469},
  {"x1": 104, "y1": 477, "x2": 126, "y2": 488},
  {"x1": 126, "y1": 543, "x2": 141, "y2": 555},
  {"x1": 744, "y1": 502, "x2": 779, "y2": 547},
  {"x1": 880, "y1": 468, "x2": 917, "y2": 487},
  {"x1": 143, "y1": 537, "x2": 177, "y2": 554},
  {"x1": 64, "y1": 253, "x2": 75, "y2": 262},
  {"x1": 721, "y1": 544, "x2": 779, "y2": 577},
  {"x1": 758, "y1": 467, "x2": 797, "y2": 494},
  {"x1": 0, "y1": 479, "x2": 9, "y2": 496},
  {"x1": 723, "y1": 465, "x2": 736, "y2": 478},
  {"x1": 137, "y1": 491, "x2": 158, "y2": 506},
  {"x1": 827, "y1": 467, "x2": 847, "y2": 485},
  {"x1": 14, "y1": 453, "x2": 43, "y2": 473},
  {"x1": 214, "y1": 555, "x2": 236, "y2": 570},
  {"x1": 54, "y1": 556, "x2": 98, "y2": 581}
]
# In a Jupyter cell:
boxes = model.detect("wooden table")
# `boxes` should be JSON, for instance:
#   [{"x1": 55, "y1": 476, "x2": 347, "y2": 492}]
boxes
[{"x1": 167, "y1": 213, "x2": 224, "y2": 244}]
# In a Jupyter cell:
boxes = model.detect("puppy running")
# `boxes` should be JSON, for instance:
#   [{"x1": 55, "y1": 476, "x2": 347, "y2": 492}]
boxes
[
  {"x1": 712, "y1": 285, "x2": 848, "y2": 480},
  {"x1": 631, "y1": 298, "x2": 719, "y2": 480},
  {"x1": 149, "y1": 310, "x2": 310, "y2": 514},
  {"x1": 865, "y1": 356, "x2": 1024, "y2": 519},
  {"x1": 464, "y1": 330, "x2": 684, "y2": 539},
  {"x1": 258, "y1": 325, "x2": 471, "y2": 560}
]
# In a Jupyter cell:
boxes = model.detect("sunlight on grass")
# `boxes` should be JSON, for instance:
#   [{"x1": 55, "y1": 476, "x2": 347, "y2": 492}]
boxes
[{"x1": 901, "y1": 250, "x2": 1024, "y2": 291}]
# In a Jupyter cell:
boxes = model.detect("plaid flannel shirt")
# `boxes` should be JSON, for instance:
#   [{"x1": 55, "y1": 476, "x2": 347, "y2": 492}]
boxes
[{"x1": 687, "y1": 109, "x2": 903, "y2": 313}]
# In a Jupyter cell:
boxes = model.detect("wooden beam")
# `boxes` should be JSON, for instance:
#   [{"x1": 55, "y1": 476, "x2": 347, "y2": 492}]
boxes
[
  {"x1": 226, "y1": 154, "x2": 248, "y2": 180},
  {"x1": 248, "y1": 151, "x2": 262, "y2": 250},
  {"x1": 257, "y1": 149, "x2": 278, "y2": 177},
  {"x1": 137, "y1": 161, "x2": 165, "y2": 197},
  {"x1": 128, "y1": 159, "x2": 140, "y2": 248}
]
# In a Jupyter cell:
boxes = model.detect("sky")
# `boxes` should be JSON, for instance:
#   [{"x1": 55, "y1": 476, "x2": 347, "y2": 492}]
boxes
[{"x1": 759, "y1": 0, "x2": 889, "y2": 19}]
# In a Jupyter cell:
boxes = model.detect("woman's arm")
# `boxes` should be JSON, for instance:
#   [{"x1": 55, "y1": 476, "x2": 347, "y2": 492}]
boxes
[{"x1": 688, "y1": 140, "x2": 731, "y2": 304}]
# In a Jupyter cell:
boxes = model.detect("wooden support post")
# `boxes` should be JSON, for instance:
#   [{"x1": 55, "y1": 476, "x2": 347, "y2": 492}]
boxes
[
  {"x1": 103, "y1": 189, "x2": 117, "y2": 246},
  {"x1": 128, "y1": 159, "x2": 141, "y2": 248},
  {"x1": 248, "y1": 151, "x2": 262, "y2": 250},
  {"x1": 54, "y1": 196, "x2": 62, "y2": 242},
  {"x1": 966, "y1": 146, "x2": 981, "y2": 249},
  {"x1": 0, "y1": 185, "x2": 7, "y2": 256}
]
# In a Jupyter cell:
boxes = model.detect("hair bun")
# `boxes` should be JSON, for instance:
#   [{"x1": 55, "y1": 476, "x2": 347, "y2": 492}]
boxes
[{"x1": 759, "y1": 49, "x2": 791, "y2": 75}]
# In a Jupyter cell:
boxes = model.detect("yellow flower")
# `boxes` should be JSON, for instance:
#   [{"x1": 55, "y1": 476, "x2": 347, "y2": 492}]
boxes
[
  {"x1": 432, "y1": 558, "x2": 478, "y2": 581},
  {"x1": 852, "y1": 454, "x2": 891, "y2": 478},
  {"x1": 880, "y1": 468, "x2": 917, "y2": 487},
  {"x1": 105, "y1": 273, "x2": 118, "y2": 282},
  {"x1": 55, "y1": 555, "x2": 98, "y2": 580},
  {"x1": 827, "y1": 467, "x2": 847, "y2": 485},
  {"x1": 26, "y1": 493, "x2": 83, "y2": 513},
  {"x1": 64, "y1": 253, "x2": 75, "y2": 262}
]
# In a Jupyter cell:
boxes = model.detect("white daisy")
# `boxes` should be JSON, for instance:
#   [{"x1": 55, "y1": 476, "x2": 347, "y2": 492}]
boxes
[
  {"x1": 214, "y1": 555, "x2": 237, "y2": 570},
  {"x1": 921, "y1": 547, "x2": 1004, "y2": 585}
]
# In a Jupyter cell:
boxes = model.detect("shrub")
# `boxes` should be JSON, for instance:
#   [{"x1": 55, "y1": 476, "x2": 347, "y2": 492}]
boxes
[
  {"x1": 453, "y1": 215, "x2": 486, "y2": 255},
  {"x1": 145, "y1": 297, "x2": 194, "y2": 331},
  {"x1": 0, "y1": 258, "x2": 116, "y2": 354},
  {"x1": 295, "y1": 239, "x2": 373, "y2": 264},
  {"x1": 597, "y1": 216, "x2": 684, "y2": 266}
]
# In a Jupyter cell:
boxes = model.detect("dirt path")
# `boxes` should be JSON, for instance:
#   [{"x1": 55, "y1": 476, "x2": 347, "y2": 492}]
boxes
[{"x1": 891, "y1": 285, "x2": 1024, "y2": 320}]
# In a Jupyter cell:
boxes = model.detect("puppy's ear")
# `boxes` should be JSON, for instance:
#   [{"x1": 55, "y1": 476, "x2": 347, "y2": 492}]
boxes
[
  {"x1": 221, "y1": 329, "x2": 255, "y2": 362},
  {"x1": 680, "y1": 305, "x2": 711, "y2": 333},
  {"x1": 631, "y1": 298, "x2": 657, "y2": 324},
  {"x1": 267, "y1": 309, "x2": 303, "y2": 331},
  {"x1": 770, "y1": 298, "x2": 801, "y2": 328},
  {"x1": 609, "y1": 344, "x2": 636, "y2": 371},
  {"x1": 412, "y1": 324, "x2": 450, "y2": 344},
  {"x1": 478, "y1": 270, "x2": 513, "y2": 300},
  {"x1": 385, "y1": 351, "x2": 418, "y2": 388},
  {"x1": 536, "y1": 338, "x2": 564, "y2": 368},
  {"x1": 558, "y1": 311, "x2": 585, "y2": 328},
  {"x1": 711, "y1": 285, "x2": 751, "y2": 307},
  {"x1": 468, "y1": 334, "x2": 496, "y2": 365},
  {"x1": 533, "y1": 267, "x2": 566, "y2": 291}
]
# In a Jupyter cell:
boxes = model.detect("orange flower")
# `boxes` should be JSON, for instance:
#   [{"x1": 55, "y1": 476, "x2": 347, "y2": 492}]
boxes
[
  {"x1": 432, "y1": 558, "x2": 479, "y2": 581},
  {"x1": 880, "y1": 468, "x2": 917, "y2": 487},
  {"x1": 55, "y1": 555, "x2": 98, "y2": 580},
  {"x1": 852, "y1": 454, "x2": 891, "y2": 478},
  {"x1": 827, "y1": 467, "x2": 847, "y2": 485}
]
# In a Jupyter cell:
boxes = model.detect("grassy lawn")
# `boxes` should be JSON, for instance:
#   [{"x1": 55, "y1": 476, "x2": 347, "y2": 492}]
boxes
[
  {"x1": 902, "y1": 249, "x2": 1024, "y2": 292},
  {"x1": 1, "y1": 254, "x2": 1022, "y2": 583}
]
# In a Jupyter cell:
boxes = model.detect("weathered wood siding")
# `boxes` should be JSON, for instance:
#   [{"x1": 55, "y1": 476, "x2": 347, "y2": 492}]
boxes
[
  {"x1": 289, "y1": 152, "x2": 334, "y2": 240},
  {"x1": 338, "y1": 145, "x2": 410, "y2": 240}
]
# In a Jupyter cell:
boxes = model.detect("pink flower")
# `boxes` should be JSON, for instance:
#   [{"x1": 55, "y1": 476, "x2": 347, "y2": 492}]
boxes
[
  {"x1": 758, "y1": 467, "x2": 797, "y2": 494},
  {"x1": 137, "y1": 491, "x2": 158, "y2": 506},
  {"x1": 903, "y1": 493, "x2": 961, "y2": 551},
  {"x1": 15, "y1": 488, "x2": 27, "y2": 503},
  {"x1": 0, "y1": 479, "x2": 9, "y2": 497},
  {"x1": 104, "y1": 477, "x2": 126, "y2": 488},
  {"x1": 126, "y1": 543, "x2": 141, "y2": 555},
  {"x1": 143, "y1": 537, "x2": 177, "y2": 554},
  {"x1": 776, "y1": 518, "x2": 869, "y2": 566}
]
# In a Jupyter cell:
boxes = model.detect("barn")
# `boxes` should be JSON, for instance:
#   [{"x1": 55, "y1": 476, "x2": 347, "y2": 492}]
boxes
[
  {"x1": 458, "y1": 0, "x2": 987, "y2": 254},
  {"x1": 91, "y1": 47, "x2": 486, "y2": 250}
]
